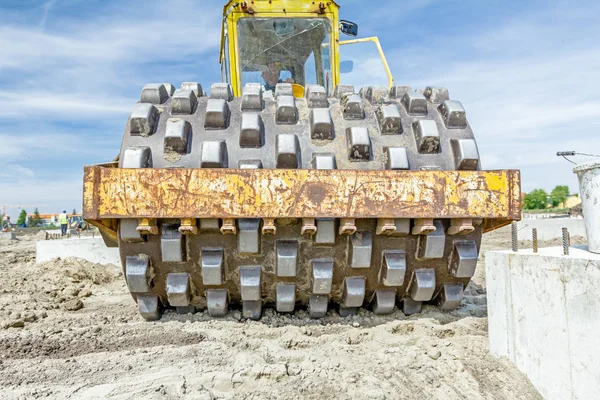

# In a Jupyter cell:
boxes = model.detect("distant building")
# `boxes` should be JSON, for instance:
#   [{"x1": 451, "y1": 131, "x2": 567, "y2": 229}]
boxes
[
  {"x1": 27, "y1": 213, "x2": 59, "y2": 226},
  {"x1": 25, "y1": 213, "x2": 82, "y2": 227},
  {"x1": 564, "y1": 195, "x2": 582, "y2": 209}
]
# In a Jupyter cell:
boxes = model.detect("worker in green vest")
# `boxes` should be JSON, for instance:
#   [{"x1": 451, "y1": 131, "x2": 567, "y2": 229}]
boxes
[{"x1": 59, "y1": 210, "x2": 69, "y2": 236}]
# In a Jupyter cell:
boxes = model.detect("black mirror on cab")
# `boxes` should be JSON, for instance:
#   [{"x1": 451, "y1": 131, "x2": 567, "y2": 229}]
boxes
[
  {"x1": 340, "y1": 60, "x2": 354, "y2": 74},
  {"x1": 340, "y1": 20, "x2": 358, "y2": 37}
]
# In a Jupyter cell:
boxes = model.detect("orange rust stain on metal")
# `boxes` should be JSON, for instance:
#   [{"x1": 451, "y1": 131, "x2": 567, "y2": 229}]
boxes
[{"x1": 82, "y1": 167, "x2": 521, "y2": 222}]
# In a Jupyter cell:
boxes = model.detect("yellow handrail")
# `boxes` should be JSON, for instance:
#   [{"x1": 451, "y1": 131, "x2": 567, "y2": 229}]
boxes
[{"x1": 339, "y1": 37, "x2": 394, "y2": 89}]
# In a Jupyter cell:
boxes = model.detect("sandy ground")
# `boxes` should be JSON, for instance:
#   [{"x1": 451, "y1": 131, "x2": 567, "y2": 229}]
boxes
[{"x1": 0, "y1": 229, "x2": 577, "y2": 399}]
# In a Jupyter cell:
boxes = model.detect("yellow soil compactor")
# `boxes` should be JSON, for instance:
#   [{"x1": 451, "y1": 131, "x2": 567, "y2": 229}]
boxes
[{"x1": 83, "y1": 1, "x2": 521, "y2": 320}]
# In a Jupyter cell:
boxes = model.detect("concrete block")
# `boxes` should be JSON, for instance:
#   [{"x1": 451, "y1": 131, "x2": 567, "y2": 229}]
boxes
[
  {"x1": 36, "y1": 237, "x2": 120, "y2": 266},
  {"x1": 0, "y1": 232, "x2": 16, "y2": 240},
  {"x1": 486, "y1": 246, "x2": 600, "y2": 400}
]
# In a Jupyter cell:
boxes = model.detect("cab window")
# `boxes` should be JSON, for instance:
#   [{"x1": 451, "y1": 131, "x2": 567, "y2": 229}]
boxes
[{"x1": 237, "y1": 18, "x2": 332, "y2": 92}]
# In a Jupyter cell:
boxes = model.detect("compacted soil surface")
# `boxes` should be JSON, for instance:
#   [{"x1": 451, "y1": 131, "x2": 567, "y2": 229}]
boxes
[{"x1": 0, "y1": 228, "x2": 564, "y2": 399}]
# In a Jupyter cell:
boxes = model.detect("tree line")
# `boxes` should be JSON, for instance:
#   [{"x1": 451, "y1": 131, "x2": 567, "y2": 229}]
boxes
[
  {"x1": 14, "y1": 208, "x2": 78, "y2": 227},
  {"x1": 523, "y1": 185, "x2": 572, "y2": 210}
]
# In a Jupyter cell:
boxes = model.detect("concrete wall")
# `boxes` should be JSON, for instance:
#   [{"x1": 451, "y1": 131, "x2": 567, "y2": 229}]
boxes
[
  {"x1": 517, "y1": 218, "x2": 586, "y2": 241},
  {"x1": 486, "y1": 247, "x2": 600, "y2": 400},
  {"x1": 36, "y1": 237, "x2": 120, "y2": 266}
]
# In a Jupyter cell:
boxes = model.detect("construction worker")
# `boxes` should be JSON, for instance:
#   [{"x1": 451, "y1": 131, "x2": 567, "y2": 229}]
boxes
[
  {"x1": 59, "y1": 210, "x2": 69, "y2": 236},
  {"x1": 261, "y1": 62, "x2": 293, "y2": 91},
  {"x1": 2, "y1": 216, "x2": 10, "y2": 232}
]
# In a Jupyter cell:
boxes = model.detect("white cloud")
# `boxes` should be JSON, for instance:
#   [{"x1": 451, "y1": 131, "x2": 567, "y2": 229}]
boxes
[
  {"x1": 0, "y1": 132, "x2": 115, "y2": 160},
  {"x1": 419, "y1": 50, "x2": 600, "y2": 139},
  {"x1": 382, "y1": 3, "x2": 600, "y2": 194},
  {"x1": 0, "y1": 164, "x2": 35, "y2": 180},
  {"x1": 339, "y1": 0, "x2": 440, "y2": 31},
  {"x1": 0, "y1": 20, "x2": 219, "y2": 70},
  {"x1": 339, "y1": 47, "x2": 390, "y2": 88},
  {"x1": 38, "y1": 0, "x2": 55, "y2": 30},
  {"x1": 0, "y1": 1, "x2": 225, "y2": 216},
  {"x1": 1, "y1": 175, "x2": 83, "y2": 218},
  {"x1": 0, "y1": 91, "x2": 134, "y2": 119},
  {"x1": 0, "y1": 1, "x2": 222, "y2": 120}
]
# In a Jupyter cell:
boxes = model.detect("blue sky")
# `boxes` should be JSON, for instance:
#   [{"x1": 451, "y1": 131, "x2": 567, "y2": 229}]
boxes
[{"x1": 1, "y1": 0, "x2": 599, "y2": 218}]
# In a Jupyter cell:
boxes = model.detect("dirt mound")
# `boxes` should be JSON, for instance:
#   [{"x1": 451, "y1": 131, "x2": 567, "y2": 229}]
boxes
[
  {"x1": 0, "y1": 254, "x2": 121, "y2": 330},
  {"x1": 37, "y1": 257, "x2": 121, "y2": 285}
]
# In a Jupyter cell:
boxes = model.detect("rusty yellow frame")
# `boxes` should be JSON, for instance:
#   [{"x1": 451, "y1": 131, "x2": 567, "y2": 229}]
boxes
[
  {"x1": 83, "y1": 165, "x2": 521, "y2": 243},
  {"x1": 221, "y1": 0, "x2": 341, "y2": 97}
]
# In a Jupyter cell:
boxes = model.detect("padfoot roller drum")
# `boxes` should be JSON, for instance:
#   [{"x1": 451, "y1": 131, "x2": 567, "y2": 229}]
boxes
[
  {"x1": 82, "y1": 0, "x2": 520, "y2": 321},
  {"x1": 83, "y1": 82, "x2": 520, "y2": 320}
]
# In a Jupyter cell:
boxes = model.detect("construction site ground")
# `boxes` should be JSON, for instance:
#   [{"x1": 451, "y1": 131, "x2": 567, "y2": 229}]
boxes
[{"x1": 1, "y1": 228, "x2": 578, "y2": 399}]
